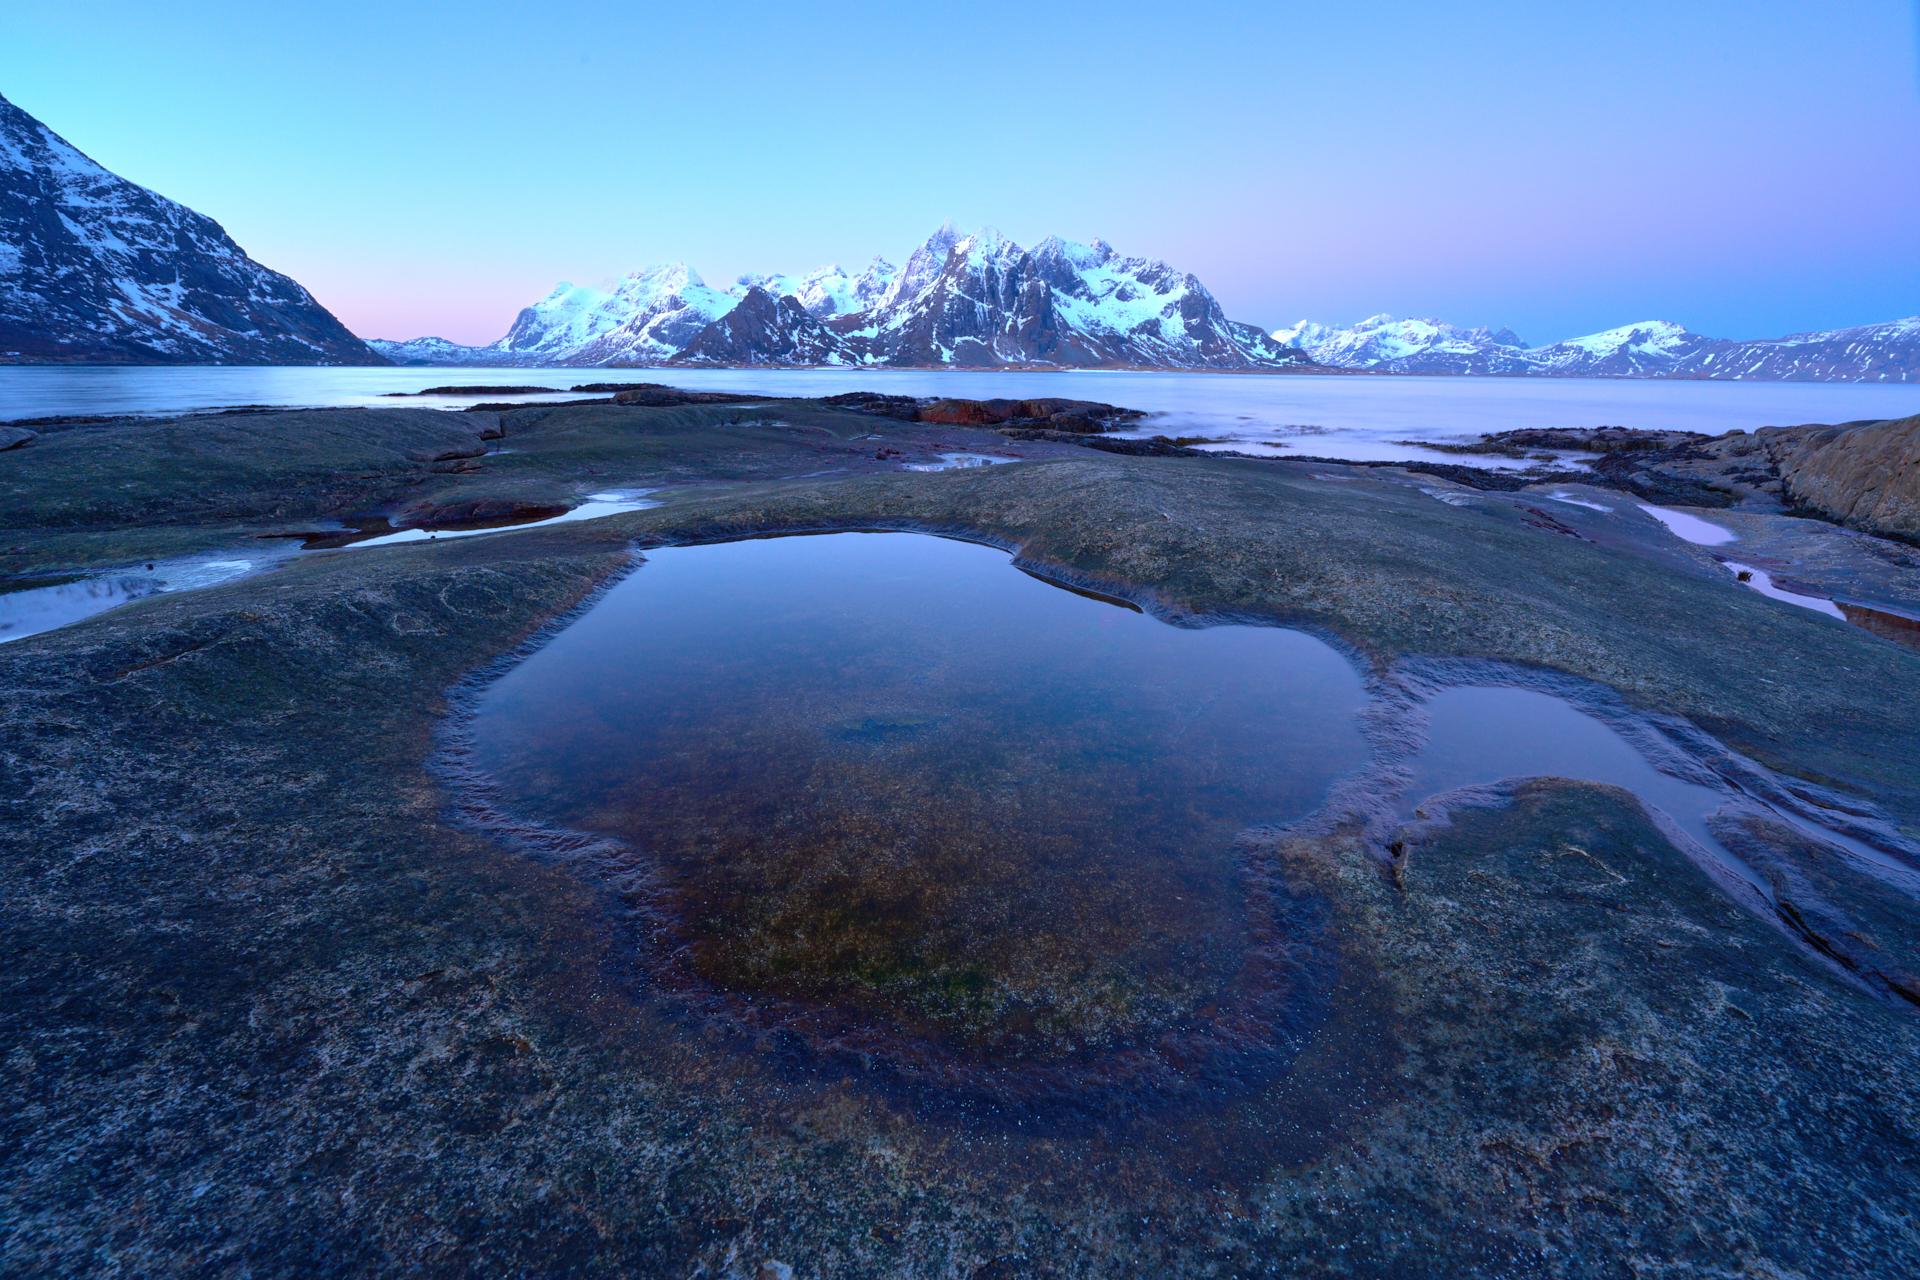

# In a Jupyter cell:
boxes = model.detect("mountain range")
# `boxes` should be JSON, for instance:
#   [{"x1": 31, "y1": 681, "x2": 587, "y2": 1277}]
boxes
[
  {"x1": 3, "y1": 91, "x2": 1915, "y2": 380},
  {"x1": 1272, "y1": 314, "x2": 1920, "y2": 382},
  {"x1": 0, "y1": 91, "x2": 382, "y2": 365},
  {"x1": 372, "y1": 223, "x2": 1307, "y2": 372},
  {"x1": 376, "y1": 263, "x2": 1920, "y2": 381}
]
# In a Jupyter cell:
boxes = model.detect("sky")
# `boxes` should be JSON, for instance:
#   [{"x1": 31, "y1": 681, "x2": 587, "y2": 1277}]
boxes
[{"x1": 5, "y1": 1, "x2": 1918, "y2": 346}]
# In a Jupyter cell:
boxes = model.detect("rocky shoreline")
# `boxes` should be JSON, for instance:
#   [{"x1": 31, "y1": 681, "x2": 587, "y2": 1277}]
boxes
[
  {"x1": 1416, "y1": 415, "x2": 1920, "y2": 543},
  {"x1": 3, "y1": 392, "x2": 1919, "y2": 1276}
]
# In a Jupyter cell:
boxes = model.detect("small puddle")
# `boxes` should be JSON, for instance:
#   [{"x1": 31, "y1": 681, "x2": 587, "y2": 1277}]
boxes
[
  {"x1": 1546, "y1": 490, "x2": 1613, "y2": 513},
  {"x1": 3, "y1": 490, "x2": 659, "y2": 644},
  {"x1": 1394, "y1": 683, "x2": 1918, "y2": 903},
  {"x1": 903, "y1": 452, "x2": 1018, "y2": 472},
  {"x1": 1400, "y1": 686, "x2": 1766, "y2": 896},
  {"x1": 334, "y1": 490, "x2": 657, "y2": 549},
  {"x1": 1634, "y1": 505, "x2": 1856, "y2": 623},
  {"x1": 0, "y1": 555, "x2": 265, "y2": 645},
  {"x1": 1638, "y1": 503, "x2": 1737, "y2": 546},
  {"x1": 1720, "y1": 561, "x2": 1843, "y2": 619}
]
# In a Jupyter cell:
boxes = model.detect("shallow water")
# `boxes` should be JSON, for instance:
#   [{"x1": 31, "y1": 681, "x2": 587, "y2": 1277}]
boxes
[
  {"x1": 1400, "y1": 683, "x2": 1917, "y2": 901},
  {"x1": 467, "y1": 532, "x2": 1371, "y2": 1092},
  {"x1": 1721, "y1": 561, "x2": 1844, "y2": 618},
  {"x1": 6, "y1": 366, "x2": 1914, "y2": 465},
  {"x1": 338, "y1": 490, "x2": 657, "y2": 548},
  {"x1": 1638, "y1": 503, "x2": 1739, "y2": 546},
  {"x1": 460, "y1": 531, "x2": 1915, "y2": 1108},
  {"x1": 901, "y1": 452, "x2": 1017, "y2": 471},
  {"x1": 1402, "y1": 687, "x2": 1756, "y2": 888},
  {"x1": 0, "y1": 554, "x2": 263, "y2": 644}
]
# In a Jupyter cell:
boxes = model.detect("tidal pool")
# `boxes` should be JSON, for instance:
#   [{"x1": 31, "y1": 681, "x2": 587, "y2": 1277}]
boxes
[
  {"x1": 465, "y1": 532, "x2": 1372, "y2": 1094},
  {"x1": 460, "y1": 531, "x2": 1915, "y2": 1107}
]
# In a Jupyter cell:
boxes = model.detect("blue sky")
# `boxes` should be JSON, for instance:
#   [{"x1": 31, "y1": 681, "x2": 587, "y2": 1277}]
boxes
[{"x1": 5, "y1": 1, "x2": 1917, "y2": 345}]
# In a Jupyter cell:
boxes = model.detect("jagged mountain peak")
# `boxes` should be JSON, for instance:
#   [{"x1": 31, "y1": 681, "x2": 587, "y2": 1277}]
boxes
[
  {"x1": 672, "y1": 285, "x2": 855, "y2": 367},
  {"x1": 614, "y1": 262, "x2": 705, "y2": 294},
  {"x1": 1033, "y1": 235, "x2": 1115, "y2": 272},
  {"x1": 385, "y1": 221, "x2": 1306, "y2": 371},
  {"x1": 954, "y1": 226, "x2": 1019, "y2": 261},
  {"x1": 729, "y1": 257, "x2": 900, "y2": 320},
  {"x1": 875, "y1": 221, "x2": 970, "y2": 312}
]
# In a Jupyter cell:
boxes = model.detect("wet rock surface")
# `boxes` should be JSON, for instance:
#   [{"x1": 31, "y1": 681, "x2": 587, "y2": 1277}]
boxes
[
  {"x1": 823, "y1": 391, "x2": 1144, "y2": 434},
  {"x1": 1439, "y1": 414, "x2": 1920, "y2": 541},
  {"x1": 2, "y1": 395, "x2": 1918, "y2": 1275},
  {"x1": 380, "y1": 384, "x2": 556, "y2": 397}
]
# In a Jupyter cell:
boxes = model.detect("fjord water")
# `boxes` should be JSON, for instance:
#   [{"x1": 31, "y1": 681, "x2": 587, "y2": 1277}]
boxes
[
  {"x1": 467, "y1": 533, "x2": 1372, "y2": 1090},
  {"x1": 4, "y1": 365, "x2": 1914, "y2": 464}
]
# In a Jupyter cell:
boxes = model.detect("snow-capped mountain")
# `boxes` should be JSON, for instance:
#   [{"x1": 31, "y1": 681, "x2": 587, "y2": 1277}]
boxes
[
  {"x1": 0, "y1": 91, "x2": 383, "y2": 366},
  {"x1": 841, "y1": 228, "x2": 1301, "y2": 369},
  {"x1": 734, "y1": 257, "x2": 897, "y2": 319},
  {"x1": 366, "y1": 335, "x2": 496, "y2": 365},
  {"x1": 1271, "y1": 315, "x2": 1535, "y2": 375},
  {"x1": 1277, "y1": 314, "x2": 1920, "y2": 382},
  {"x1": 1530, "y1": 321, "x2": 1716, "y2": 377},
  {"x1": 674, "y1": 286, "x2": 856, "y2": 366},
  {"x1": 1686, "y1": 318, "x2": 1920, "y2": 382},
  {"x1": 372, "y1": 224, "x2": 1310, "y2": 371},
  {"x1": 495, "y1": 265, "x2": 736, "y2": 366}
]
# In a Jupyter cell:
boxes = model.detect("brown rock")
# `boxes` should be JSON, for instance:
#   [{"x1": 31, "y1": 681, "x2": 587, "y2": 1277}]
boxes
[
  {"x1": 391, "y1": 497, "x2": 569, "y2": 529},
  {"x1": 1762, "y1": 413, "x2": 1920, "y2": 542}
]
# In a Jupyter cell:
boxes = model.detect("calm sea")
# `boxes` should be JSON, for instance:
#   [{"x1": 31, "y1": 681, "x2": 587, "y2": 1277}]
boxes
[{"x1": 2, "y1": 366, "x2": 1914, "y2": 465}]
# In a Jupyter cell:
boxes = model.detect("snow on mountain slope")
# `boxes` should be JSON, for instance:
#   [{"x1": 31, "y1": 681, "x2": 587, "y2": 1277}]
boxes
[
  {"x1": 673, "y1": 286, "x2": 856, "y2": 366},
  {"x1": 734, "y1": 257, "x2": 897, "y2": 318},
  {"x1": 872, "y1": 220, "x2": 965, "y2": 314},
  {"x1": 1030, "y1": 236, "x2": 1303, "y2": 369},
  {"x1": 1280, "y1": 313, "x2": 1920, "y2": 381},
  {"x1": 0, "y1": 91, "x2": 383, "y2": 365},
  {"x1": 382, "y1": 223, "x2": 1307, "y2": 370},
  {"x1": 497, "y1": 264, "x2": 734, "y2": 365},
  {"x1": 1688, "y1": 318, "x2": 1920, "y2": 382},
  {"x1": 835, "y1": 226, "x2": 1305, "y2": 369},
  {"x1": 852, "y1": 226, "x2": 1040, "y2": 365},
  {"x1": 366, "y1": 336, "x2": 493, "y2": 365},
  {"x1": 1273, "y1": 315, "x2": 1534, "y2": 374},
  {"x1": 1530, "y1": 320, "x2": 1712, "y2": 376}
]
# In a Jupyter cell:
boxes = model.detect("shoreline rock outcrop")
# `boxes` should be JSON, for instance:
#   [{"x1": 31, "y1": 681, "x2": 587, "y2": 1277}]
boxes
[{"x1": 1441, "y1": 414, "x2": 1920, "y2": 542}]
